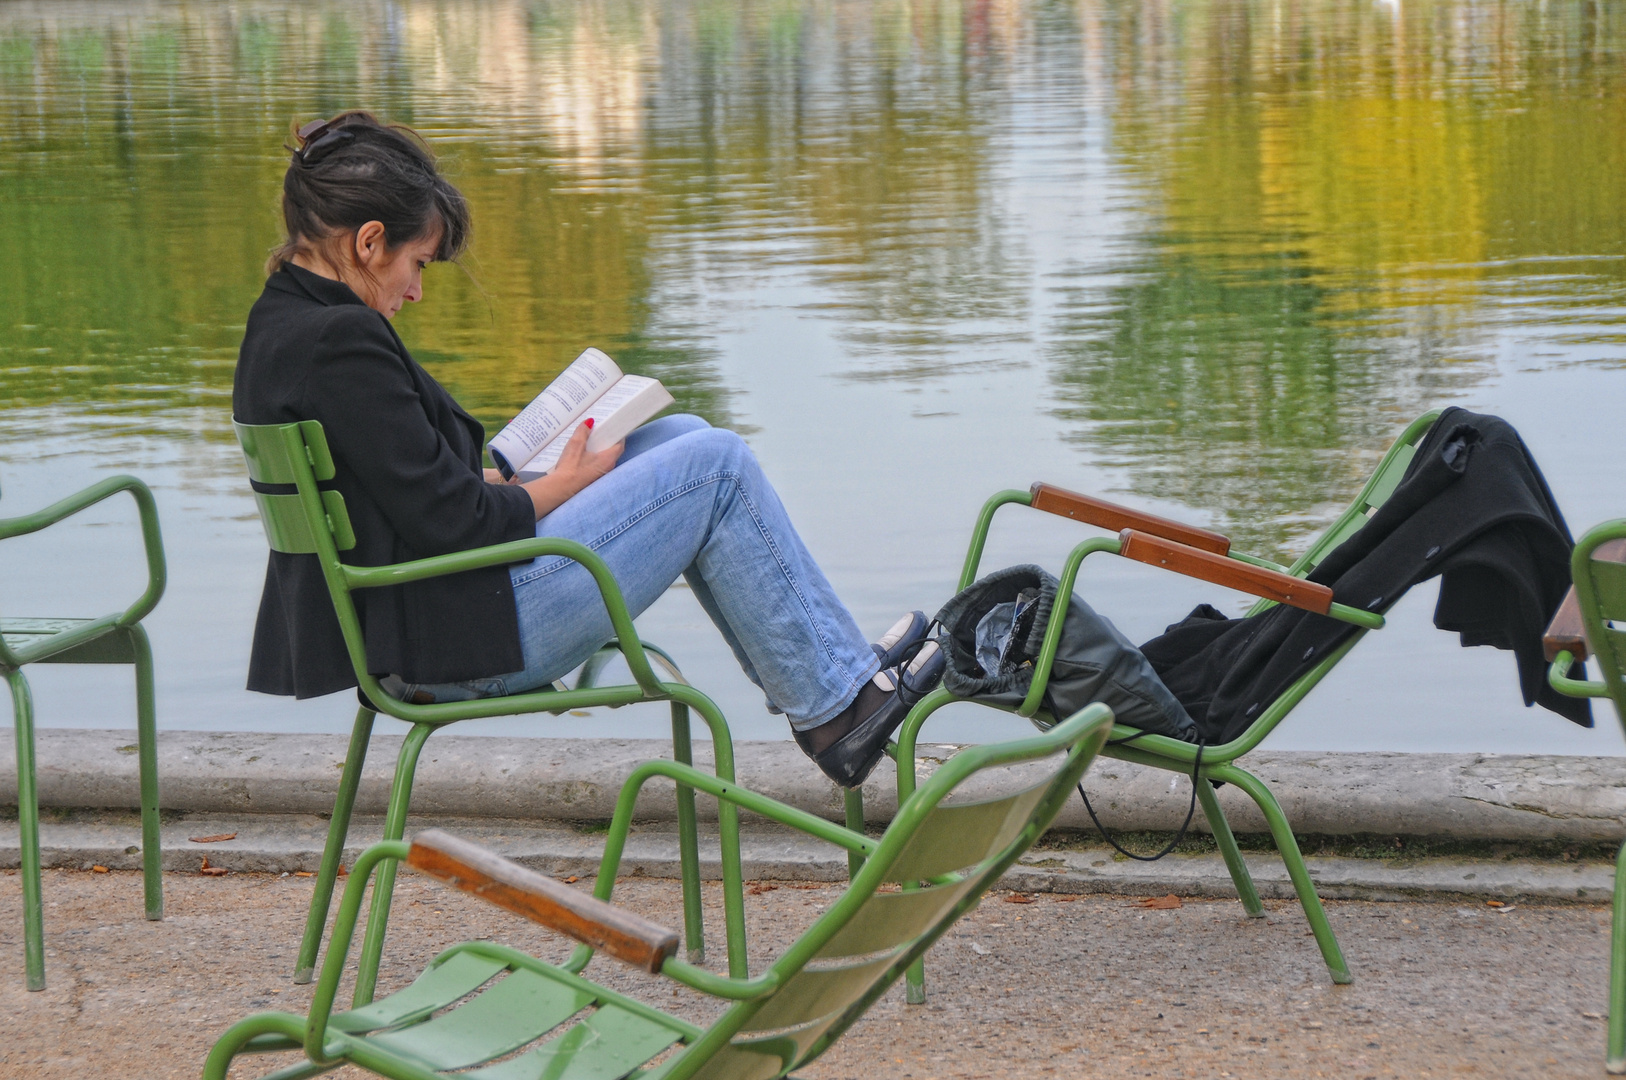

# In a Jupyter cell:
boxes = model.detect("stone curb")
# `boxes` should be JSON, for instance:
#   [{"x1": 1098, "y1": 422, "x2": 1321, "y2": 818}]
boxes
[
  {"x1": 6, "y1": 811, "x2": 1615, "y2": 905},
  {"x1": 3, "y1": 729, "x2": 1626, "y2": 842}
]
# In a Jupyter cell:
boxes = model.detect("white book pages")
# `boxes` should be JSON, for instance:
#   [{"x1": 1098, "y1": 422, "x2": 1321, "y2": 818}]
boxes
[
  {"x1": 516, "y1": 376, "x2": 675, "y2": 480},
  {"x1": 488, "y1": 348, "x2": 622, "y2": 476}
]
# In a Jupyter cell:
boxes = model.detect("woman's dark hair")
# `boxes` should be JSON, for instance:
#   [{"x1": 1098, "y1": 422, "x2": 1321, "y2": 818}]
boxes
[{"x1": 266, "y1": 111, "x2": 470, "y2": 276}]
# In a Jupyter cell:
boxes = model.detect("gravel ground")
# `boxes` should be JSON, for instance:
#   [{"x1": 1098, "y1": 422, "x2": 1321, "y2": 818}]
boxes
[{"x1": 0, "y1": 866, "x2": 1614, "y2": 1078}]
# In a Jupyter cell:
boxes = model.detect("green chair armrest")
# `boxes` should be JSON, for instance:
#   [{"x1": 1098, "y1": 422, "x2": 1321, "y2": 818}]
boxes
[
  {"x1": 0, "y1": 475, "x2": 166, "y2": 668},
  {"x1": 341, "y1": 536, "x2": 666, "y2": 702},
  {"x1": 305, "y1": 840, "x2": 412, "y2": 1062}
]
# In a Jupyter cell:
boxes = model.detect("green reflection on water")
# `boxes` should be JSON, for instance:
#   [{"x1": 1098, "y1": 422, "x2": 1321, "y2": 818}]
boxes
[
  {"x1": 1047, "y1": 0, "x2": 1626, "y2": 558},
  {"x1": 0, "y1": 0, "x2": 1623, "y2": 555}
]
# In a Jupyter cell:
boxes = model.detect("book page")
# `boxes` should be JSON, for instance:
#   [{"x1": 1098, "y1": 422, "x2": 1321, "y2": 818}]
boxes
[
  {"x1": 517, "y1": 375, "x2": 675, "y2": 479},
  {"x1": 488, "y1": 348, "x2": 623, "y2": 477}
]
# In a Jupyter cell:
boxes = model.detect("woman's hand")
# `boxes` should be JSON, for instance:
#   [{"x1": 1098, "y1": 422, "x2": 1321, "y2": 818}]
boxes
[{"x1": 519, "y1": 422, "x2": 624, "y2": 520}]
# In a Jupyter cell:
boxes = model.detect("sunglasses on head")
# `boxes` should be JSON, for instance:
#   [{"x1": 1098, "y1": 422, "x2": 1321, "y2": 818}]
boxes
[{"x1": 296, "y1": 117, "x2": 355, "y2": 165}]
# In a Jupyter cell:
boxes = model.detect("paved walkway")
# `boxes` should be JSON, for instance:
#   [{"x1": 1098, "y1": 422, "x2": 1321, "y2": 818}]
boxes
[{"x1": 0, "y1": 867, "x2": 1614, "y2": 1078}]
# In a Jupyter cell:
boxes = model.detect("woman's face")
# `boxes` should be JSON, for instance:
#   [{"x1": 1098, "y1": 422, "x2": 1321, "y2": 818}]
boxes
[{"x1": 357, "y1": 223, "x2": 444, "y2": 319}]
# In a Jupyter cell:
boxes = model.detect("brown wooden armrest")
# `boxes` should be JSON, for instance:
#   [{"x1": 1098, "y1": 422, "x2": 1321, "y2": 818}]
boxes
[
  {"x1": 406, "y1": 829, "x2": 679, "y2": 973},
  {"x1": 1117, "y1": 529, "x2": 1334, "y2": 615},
  {"x1": 1542, "y1": 541, "x2": 1626, "y2": 662},
  {"x1": 1030, "y1": 483, "x2": 1230, "y2": 555},
  {"x1": 1544, "y1": 586, "x2": 1588, "y2": 662}
]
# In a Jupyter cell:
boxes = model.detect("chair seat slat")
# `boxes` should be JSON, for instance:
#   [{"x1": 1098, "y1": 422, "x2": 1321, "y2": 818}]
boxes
[
  {"x1": 333, "y1": 952, "x2": 509, "y2": 1034},
  {"x1": 883, "y1": 782, "x2": 1050, "y2": 883},
  {"x1": 465, "y1": 1004, "x2": 683, "y2": 1080},
  {"x1": 366, "y1": 968, "x2": 594, "y2": 1070}
]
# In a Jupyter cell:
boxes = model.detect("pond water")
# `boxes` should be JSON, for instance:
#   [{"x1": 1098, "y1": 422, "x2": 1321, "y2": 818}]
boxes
[{"x1": 2, "y1": 0, "x2": 1624, "y2": 752}]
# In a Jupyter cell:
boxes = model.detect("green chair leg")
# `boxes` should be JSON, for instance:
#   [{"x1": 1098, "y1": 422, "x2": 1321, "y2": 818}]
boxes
[
  {"x1": 1196, "y1": 775, "x2": 1263, "y2": 918},
  {"x1": 670, "y1": 701, "x2": 706, "y2": 965},
  {"x1": 843, "y1": 787, "x2": 866, "y2": 877},
  {"x1": 128, "y1": 626, "x2": 163, "y2": 922},
  {"x1": 1610, "y1": 837, "x2": 1626, "y2": 1074},
  {"x1": 1217, "y1": 763, "x2": 1351, "y2": 984},
  {"x1": 294, "y1": 706, "x2": 375, "y2": 984},
  {"x1": 352, "y1": 722, "x2": 433, "y2": 1006},
  {"x1": 8, "y1": 670, "x2": 44, "y2": 991}
]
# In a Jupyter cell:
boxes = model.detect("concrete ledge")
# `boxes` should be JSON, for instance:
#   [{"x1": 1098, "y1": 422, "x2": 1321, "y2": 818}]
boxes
[
  {"x1": 5, "y1": 810, "x2": 1615, "y2": 905},
  {"x1": 3, "y1": 729, "x2": 1625, "y2": 842}
]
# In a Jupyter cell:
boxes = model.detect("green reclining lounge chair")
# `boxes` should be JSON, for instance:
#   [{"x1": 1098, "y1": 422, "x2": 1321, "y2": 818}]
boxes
[
  {"x1": 203, "y1": 702, "x2": 1114, "y2": 1080},
  {"x1": 1, "y1": 472, "x2": 166, "y2": 991},
  {"x1": 1542, "y1": 518, "x2": 1626, "y2": 1073},
  {"x1": 849, "y1": 410, "x2": 1443, "y2": 1000},
  {"x1": 233, "y1": 419, "x2": 749, "y2": 1005}
]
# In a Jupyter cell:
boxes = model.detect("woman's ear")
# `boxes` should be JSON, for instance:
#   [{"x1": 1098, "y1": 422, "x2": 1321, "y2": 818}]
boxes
[{"x1": 353, "y1": 220, "x2": 388, "y2": 267}]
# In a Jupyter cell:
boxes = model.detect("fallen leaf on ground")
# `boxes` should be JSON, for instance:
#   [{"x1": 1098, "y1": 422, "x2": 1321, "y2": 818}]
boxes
[
  {"x1": 1002, "y1": 892, "x2": 1035, "y2": 904},
  {"x1": 1584, "y1": 1012, "x2": 1605, "y2": 1020},
  {"x1": 1053, "y1": 894, "x2": 1082, "y2": 902},
  {"x1": 337, "y1": 864, "x2": 348, "y2": 877},
  {"x1": 91, "y1": 865, "x2": 109, "y2": 873},
  {"x1": 189, "y1": 833, "x2": 238, "y2": 844},
  {"x1": 199, "y1": 856, "x2": 229, "y2": 877},
  {"x1": 747, "y1": 883, "x2": 779, "y2": 896},
  {"x1": 1137, "y1": 894, "x2": 1183, "y2": 910},
  {"x1": 294, "y1": 871, "x2": 314, "y2": 878},
  {"x1": 1486, "y1": 900, "x2": 1505, "y2": 907},
  {"x1": 562, "y1": 876, "x2": 579, "y2": 884},
  {"x1": 787, "y1": 882, "x2": 823, "y2": 890}
]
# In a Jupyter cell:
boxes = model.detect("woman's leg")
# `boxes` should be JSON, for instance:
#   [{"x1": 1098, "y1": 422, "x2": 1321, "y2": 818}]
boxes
[{"x1": 498, "y1": 419, "x2": 880, "y2": 728}]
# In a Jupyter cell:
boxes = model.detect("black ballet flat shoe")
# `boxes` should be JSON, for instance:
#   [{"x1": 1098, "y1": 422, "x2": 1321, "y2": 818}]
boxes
[
  {"x1": 871, "y1": 610, "x2": 928, "y2": 669},
  {"x1": 805, "y1": 641, "x2": 947, "y2": 788}
]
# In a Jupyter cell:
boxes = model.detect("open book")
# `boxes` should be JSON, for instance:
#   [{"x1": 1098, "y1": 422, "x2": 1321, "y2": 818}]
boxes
[{"x1": 489, "y1": 348, "x2": 674, "y2": 482}]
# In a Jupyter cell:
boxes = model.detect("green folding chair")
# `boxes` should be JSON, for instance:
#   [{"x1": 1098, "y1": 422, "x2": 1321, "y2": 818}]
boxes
[
  {"x1": 233, "y1": 420, "x2": 748, "y2": 1006},
  {"x1": 202, "y1": 702, "x2": 1114, "y2": 1080},
  {"x1": 1, "y1": 473, "x2": 166, "y2": 990},
  {"x1": 1542, "y1": 519, "x2": 1626, "y2": 1073},
  {"x1": 847, "y1": 410, "x2": 1443, "y2": 1000}
]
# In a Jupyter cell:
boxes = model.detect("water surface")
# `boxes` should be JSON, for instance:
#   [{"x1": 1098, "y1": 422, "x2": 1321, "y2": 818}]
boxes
[{"x1": 3, "y1": 0, "x2": 1625, "y2": 752}]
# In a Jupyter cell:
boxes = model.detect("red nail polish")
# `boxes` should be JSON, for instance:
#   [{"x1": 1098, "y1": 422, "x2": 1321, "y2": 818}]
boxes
[{"x1": 585, "y1": 418, "x2": 595, "y2": 430}]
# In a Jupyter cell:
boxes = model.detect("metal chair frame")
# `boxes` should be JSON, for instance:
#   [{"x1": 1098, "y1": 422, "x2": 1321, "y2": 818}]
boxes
[
  {"x1": 1, "y1": 474, "x2": 166, "y2": 990},
  {"x1": 846, "y1": 410, "x2": 1443, "y2": 1000},
  {"x1": 233, "y1": 419, "x2": 748, "y2": 1004},
  {"x1": 203, "y1": 704, "x2": 1115, "y2": 1080}
]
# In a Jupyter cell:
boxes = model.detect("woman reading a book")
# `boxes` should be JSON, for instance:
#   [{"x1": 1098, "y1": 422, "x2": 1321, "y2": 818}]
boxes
[{"x1": 234, "y1": 112, "x2": 938, "y2": 787}]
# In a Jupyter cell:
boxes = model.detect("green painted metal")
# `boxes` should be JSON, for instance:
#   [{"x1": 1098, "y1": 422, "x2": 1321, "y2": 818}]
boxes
[
  {"x1": 368, "y1": 969, "x2": 593, "y2": 1069},
  {"x1": 842, "y1": 787, "x2": 867, "y2": 877},
  {"x1": 1543, "y1": 518, "x2": 1626, "y2": 1073},
  {"x1": 203, "y1": 705, "x2": 1113, "y2": 1080},
  {"x1": 876, "y1": 411, "x2": 1446, "y2": 996},
  {"x1": 1195, "y1": 776, "x2": 1263, "y2": 918},
  {"x1": 0, "y1": 473, "x2": 167, "y2": 989},
  {"x1": 233, "y1": 420, "x2": 748, "y2": 992},
  {"x1": 294, "y1": 705, "x2": 375, "y2": 985},
  {"x1": 466, "y1": 1003, "x2": 684, "y2": 1080}
]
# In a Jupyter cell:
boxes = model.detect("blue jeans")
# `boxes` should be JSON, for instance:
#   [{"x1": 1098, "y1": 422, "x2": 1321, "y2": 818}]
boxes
[{"x1": 389, "y1": 415, "x2": 880, "y2": 730}]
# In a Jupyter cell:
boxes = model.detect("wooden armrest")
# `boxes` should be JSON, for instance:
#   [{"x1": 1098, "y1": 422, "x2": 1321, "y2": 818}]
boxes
[
  {"x1": 406, "y1": 829, "x2": 679, "y2": 973},
  {"x1": 1117, "y1": 529, "x2": 1334, "y2": 615},
  {"x1": 1030, "y1": 483, "x2": 1230, "y2": 555},
  {"x1": 1544, "y1": 586, "x2": 1588, "y2": 662},
  {"x1": 1542, "y1": 541, "x2": 1626, "y2": 662}
]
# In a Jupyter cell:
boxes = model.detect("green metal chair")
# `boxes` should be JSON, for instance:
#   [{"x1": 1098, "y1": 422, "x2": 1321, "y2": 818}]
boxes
[
  {"x1": 848, "y1": 410, "x2": 1443, "y2": 1000},
  {"x1": 1, "y1": 473, "x2": 166, "y2": 990},
  {"x1": 202, "y1": 702, "x2": 1114, "y2": 1080},
  {"x1": 233, "y1": 419, "x2": 748, "y2": 1006},
  {"x1": 1542, "y1": 519, "x2": 1626, "y2": 1073}
]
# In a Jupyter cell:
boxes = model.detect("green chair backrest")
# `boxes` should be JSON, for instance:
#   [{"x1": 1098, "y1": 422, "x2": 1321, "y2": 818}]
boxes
[
  {"x1": 1281, "y1": 409, "x2": 1441, "y2": 581},
  {"x1": 234, "y1": 420, "x2": 358, "y2": 555},
  {"x1": 1572, "y1": 520, "x2": 1626, "y2": 730},
  {"x1": 690, "y1": 706, "x2": 1112, "y2": 1080}
]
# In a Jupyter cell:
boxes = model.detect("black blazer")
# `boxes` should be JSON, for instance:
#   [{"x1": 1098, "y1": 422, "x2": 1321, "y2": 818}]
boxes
[{"x1": 233, "y1": 264, "x2": 536, "y2": 698}]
